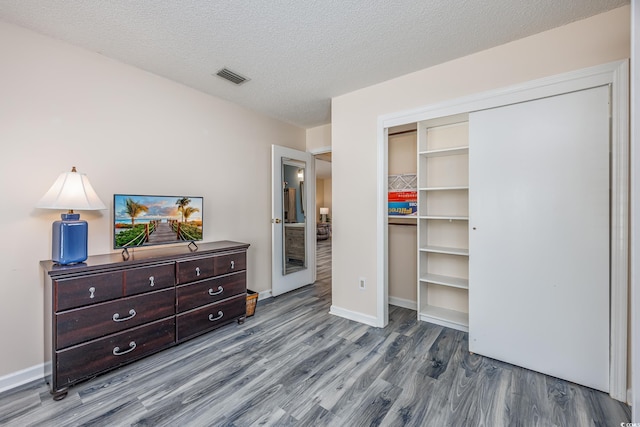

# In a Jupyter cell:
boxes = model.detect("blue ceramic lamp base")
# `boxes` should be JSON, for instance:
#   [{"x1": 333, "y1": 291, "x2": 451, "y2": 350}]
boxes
[{"x1": 52, "y1": 213, "x2": 88, "y2": 265}]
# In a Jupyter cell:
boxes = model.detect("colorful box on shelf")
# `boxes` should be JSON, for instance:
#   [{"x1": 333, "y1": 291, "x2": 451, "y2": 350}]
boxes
[{"x1": 388, "y1": 191, "x2": 417, "y2": 216}]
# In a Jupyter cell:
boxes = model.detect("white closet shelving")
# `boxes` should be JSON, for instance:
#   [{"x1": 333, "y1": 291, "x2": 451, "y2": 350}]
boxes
[{"x1": 417, "y1": 118, "x2": 470, "y2": 332}]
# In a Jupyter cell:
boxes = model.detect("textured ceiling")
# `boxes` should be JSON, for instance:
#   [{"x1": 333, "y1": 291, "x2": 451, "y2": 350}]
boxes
[{"x1": 0, "y1": 0, "x2": 628, "y2": 128}]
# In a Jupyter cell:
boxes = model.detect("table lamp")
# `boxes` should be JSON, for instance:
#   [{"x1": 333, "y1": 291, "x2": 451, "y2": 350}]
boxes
[
  {"x1": 36, "y1": 167, "x2": 106, "y2": 265},
  {"x1": 320, "y1": 207, "x2": 329, "y2": 223}
]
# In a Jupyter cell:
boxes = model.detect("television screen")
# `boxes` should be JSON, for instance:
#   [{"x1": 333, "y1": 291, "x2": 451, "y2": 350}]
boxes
[{"x1": 113, "y1": 194, "x2": 204, "y2": 249}]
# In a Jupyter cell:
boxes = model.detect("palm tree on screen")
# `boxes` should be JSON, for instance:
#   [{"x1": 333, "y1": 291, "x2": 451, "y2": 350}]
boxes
[
  {"x1": 176, "y1": 197, "x2": 191, "y2": 222},
  {"x1": 182, "y1": 206, "x2": 200, "y2": 222},
  {"x1": 125, "y1": 198, "x2": 149, "y2": 226}
]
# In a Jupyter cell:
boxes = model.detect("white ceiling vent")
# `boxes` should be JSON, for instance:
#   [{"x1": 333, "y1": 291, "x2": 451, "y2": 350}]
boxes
[{"x1": 215, "y1": 68, "x2": 250, "y2": 85}]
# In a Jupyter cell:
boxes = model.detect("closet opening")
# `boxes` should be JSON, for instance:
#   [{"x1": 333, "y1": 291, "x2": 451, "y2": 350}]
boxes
[
  {"x1": 377, "y1": 60, "x2": 629, "y2": 401},
  {"x1": 387, "y1": 124, "x2": 418, "y2": 312}
]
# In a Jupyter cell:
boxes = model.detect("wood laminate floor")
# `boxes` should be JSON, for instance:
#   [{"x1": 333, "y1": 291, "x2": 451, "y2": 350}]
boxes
[{"x1": 0, "y1": 239, "x2": 631, "y2": 426}]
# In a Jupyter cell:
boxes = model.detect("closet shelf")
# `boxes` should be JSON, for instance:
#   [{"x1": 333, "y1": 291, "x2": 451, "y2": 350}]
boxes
[
  {"x1": 417, "y1": 119, "x2": 470, "y2": 334},
  {"x1": 419, "y1": 245, "x2": 469, "y2": 256},
  {"x1": 419, "y1": 146, "x2": 469, "y2": 157},
  {"x1": 419, "y1": 215, "x2": 468, "y2": 221},
  {"x1": 420, "y1": 274, "x2": 469, "y2": 289},
  {"x1": 419, "y1": 186, "x2": 469, "y2": 191},
  {"x1": 418, "y1": 304, "x2": 469, "y2": 332}
]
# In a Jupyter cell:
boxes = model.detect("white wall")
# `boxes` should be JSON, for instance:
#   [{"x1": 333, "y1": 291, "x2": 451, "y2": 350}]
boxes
[
  {"x1": 321, "y1": 179, "x2": 332, "y2": 217},
  {"x1": 0, "y1": 21, "x2": 305, "y2": 382},
  {"x1": 306, "y1": 124, "x2": 331, "y2": 153},
  {"x1": 316, "y1": 177, "x2": 333, "y2": 219},
  {"x1": 316, "y1": 178, "x2": 326, "y2": 216},
  {"x1": 331, "y1": 6, "x2": 630, "y2": 319}
]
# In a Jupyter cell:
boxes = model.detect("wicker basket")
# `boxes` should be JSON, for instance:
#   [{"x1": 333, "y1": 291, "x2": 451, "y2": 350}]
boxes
[{"x1": 246, "y1": 290, "x2": 258, "y2": 317}]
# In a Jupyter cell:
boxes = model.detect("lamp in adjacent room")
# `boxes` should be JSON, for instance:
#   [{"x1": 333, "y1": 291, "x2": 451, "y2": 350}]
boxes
[
  {"x1": 36, "y1": 167, "x2": 106, "y2": 265},
  {"x1": 320, "y1": 207, "x2": 329, "y2": 223}
]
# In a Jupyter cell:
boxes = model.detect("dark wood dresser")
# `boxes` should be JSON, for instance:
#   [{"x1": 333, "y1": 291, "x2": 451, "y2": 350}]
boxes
[{"x1": 41, "y1": 240, "x2": 249, "y2": 400}]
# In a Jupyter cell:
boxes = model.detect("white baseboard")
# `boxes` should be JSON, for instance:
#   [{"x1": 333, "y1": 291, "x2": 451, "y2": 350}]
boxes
[
  {"x1": 389, "y1": 296, "x2": 417, "y2": 311},
  {"x1": 329, "y1": 305, "x2": 379, "y2": 327},
  {"x1": 258, "y1": 290, "x2": 272, "y2": 301},
  {"x1": 0, "y1": 363, "x2": 46, "y2": 394}
]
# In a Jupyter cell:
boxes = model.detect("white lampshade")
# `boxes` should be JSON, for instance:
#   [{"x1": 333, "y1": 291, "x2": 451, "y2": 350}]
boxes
[
  {"x1": 36, "y1": 167, "x2": 106, "y2": 211},
  {"x1": 319, "y1": 207, "x2": 329, "y2": 215}
]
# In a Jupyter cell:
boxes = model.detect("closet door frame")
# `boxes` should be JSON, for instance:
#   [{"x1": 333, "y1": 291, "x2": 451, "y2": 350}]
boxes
[{"x1": 377, "y1": 59, "x2": 629, "y2": 401}]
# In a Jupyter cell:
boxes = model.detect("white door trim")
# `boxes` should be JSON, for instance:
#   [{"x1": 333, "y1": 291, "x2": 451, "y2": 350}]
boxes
[
  {"x1": 376, "y1": 59, "x2": 629, "y2": 401},
  {"x1": 375, "y1": 126, "x2": 389, "y2": 328},
  {"x1": 309, "y1": 146, "x2": 332, "y2": 155},
  {"x1": 631, "y1": 0, "x2": 640, "y2": 416},
  {"x1": 610, "y1": 60, "x2": 630, "y2": 403}
]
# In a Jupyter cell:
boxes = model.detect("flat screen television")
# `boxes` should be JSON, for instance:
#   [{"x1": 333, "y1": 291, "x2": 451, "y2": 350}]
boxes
[{"x1": 113, "y1": 194, "x2": 204, "y2": 250}]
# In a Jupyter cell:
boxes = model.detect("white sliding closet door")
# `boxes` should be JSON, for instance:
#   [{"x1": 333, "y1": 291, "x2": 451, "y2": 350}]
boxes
[{"x1": 468, "y1": 86, "x2": 610, "y2": 392}]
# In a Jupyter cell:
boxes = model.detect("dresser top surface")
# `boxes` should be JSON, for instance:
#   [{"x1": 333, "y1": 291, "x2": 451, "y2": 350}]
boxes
[{"x1": 41, "y1": 240, "x2": 250, "y2": 277}]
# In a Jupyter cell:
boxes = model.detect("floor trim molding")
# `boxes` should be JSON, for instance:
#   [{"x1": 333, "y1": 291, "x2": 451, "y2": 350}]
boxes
[
  {"x1": 258, "y1": 290, "x2": 272, "y2": 301},
  {"x1": 389, "y1": 296, "x2": 417, "y2": 311},
  {"x1": 329, "y1": 305, "x2": 379, "y2": 327},
  {"x1": 0, "y1": 363, "x2": 45, "y2": 394}
]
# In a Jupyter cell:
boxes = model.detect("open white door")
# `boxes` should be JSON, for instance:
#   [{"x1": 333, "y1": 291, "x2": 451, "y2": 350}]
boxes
[{"x1": 272, "y1": 145, "x2": 316, "y2": 296}]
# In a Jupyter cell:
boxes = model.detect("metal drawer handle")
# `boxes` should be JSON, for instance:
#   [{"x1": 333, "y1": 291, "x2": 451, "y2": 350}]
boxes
[
  {"x1": 208, "y1": 286, "x2": 224, "y2": 296},
  {"x1": 149, "y1": 276, "x2": 155, "y2": 287},
  {"x1": 112, "y1": 309, "x2": 136, "y2": 322},
  {"x1": 89, "y1": 287, "x2": 95, "y2": 299},
  {"x1": 195, "y1": 267, "x2": 201, "y2": 276},
  {"x1": 113, "y1": 341, "x2": 136, "y2": 356},
  {"x1": 230, "y1": 260, "x2": 235, "y2": 270},
  {"x1": 208, "y1": 311, "x2": 223, "y2": 321}
]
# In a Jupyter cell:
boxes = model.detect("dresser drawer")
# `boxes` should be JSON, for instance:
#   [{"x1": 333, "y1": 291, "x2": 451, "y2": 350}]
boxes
[
  {"x1": 213, "y1": 252, "x2": 246, "y2": 275},
  {"x1": 176, "y1": 294, "x2": 246, "y2": 342},
  {"x1": 55, "y1": 272, "x2": 123, "y2": 311},
  {"x1": 56, "y1": 317, "x2": 175, "y2": 388},
  {"x1": 176, "y1": 271, "x2": 246, "y2": 313},
  {"x1": 176, "y1": 256, "x2": 215, "y2": 284},
  {"x1": 125, "y1": 263, "x2": 175, "y2": 296},
  {"x1": 56, "y1": 288, "x2": 175, "y2": 349}
]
